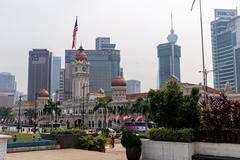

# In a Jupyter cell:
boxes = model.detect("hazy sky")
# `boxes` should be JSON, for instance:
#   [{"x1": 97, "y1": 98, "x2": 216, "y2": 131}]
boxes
[{"x1": 0, "y1": 0, "x2": 239, "y2": 94}]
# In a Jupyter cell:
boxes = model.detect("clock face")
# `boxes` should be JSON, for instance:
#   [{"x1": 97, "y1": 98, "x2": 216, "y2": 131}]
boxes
[{"x1": 82, "y1": 66, "x2": 87, "y2": 72}]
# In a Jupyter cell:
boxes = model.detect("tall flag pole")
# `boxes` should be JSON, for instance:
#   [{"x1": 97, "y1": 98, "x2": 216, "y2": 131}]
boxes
[{"x1": 72, "y1": 16, "x2": 78, "y2": 49}]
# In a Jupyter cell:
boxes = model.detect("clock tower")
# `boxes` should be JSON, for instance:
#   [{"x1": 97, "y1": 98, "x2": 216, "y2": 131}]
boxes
[{"x1": 72, "y1": 45, "x2": 90, "y2": 101}]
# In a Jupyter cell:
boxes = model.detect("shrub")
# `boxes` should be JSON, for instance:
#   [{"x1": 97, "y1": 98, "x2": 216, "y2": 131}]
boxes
[
  {"x1": 148, "y1": 128, "x2": 194, "y2": 142},
  {"x1": 78, "y1": 135, "x2": 107, "y2": 151},
  {"x1": 121, "y1": 129, "x2": 141, "y2": 148},
  {"x1": 50, "y1": 129, "x2": 86, "y2": 135}
]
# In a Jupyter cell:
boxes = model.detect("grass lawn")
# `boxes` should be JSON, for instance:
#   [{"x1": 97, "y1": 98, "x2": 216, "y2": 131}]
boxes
[{"x1": 0, "y1": 131, "x2": 40, "y2": 142}]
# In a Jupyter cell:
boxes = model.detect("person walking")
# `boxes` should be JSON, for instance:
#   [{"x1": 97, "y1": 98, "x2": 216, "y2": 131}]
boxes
[{"x1": 110, "y1": 135, "x2": 115, "y2": 148}]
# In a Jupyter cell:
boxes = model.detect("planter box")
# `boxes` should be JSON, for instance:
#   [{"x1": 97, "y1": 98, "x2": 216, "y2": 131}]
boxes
[
  {"x1": 41, "y1": 133, "x2": 98, "y2": 149},
  {"x1": 142, "y1": 140, "x2": 240, "y2": 160},
  {"x1": 141, "y1": 139, "x2": 194, "y2": 160}
]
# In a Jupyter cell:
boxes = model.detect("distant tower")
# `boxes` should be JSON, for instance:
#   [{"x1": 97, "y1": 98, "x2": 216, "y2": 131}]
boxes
[
  {"x1": 72, "y1": 45, "x2": 90, "y2": 101},
  {"x1": 157, "y1": 14, "x2": 181, "y2": 88}
]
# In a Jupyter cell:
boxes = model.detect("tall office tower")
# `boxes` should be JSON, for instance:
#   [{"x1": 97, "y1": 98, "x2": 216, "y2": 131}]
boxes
[
  {"x1": 126, "y1": 80, "x2": 141, "y2": 94},
  {"x1": 28, "y1": 49, "x2": 52, "y2": 100},
  {"x1": 58, "y1": 69, "x2": 65, "y2": 101},
  {"x1": 51, "y1": 56, "x2": 61, "y2": 94},
  {"x1": 96, "y1": 37, "x2": 116, "y2": 50},
  {"x1": 157, "y1": 16, "x2": 181, "y2": 88},
  {"x1": 211, "y1": 9, "x2": 239, "y2": 92},
  {"x1": 0, "y1": 72, "x2": 16, "y2": 92},
  {"x1": 65, "y1": 38, "x2": 120, "y2": 99}
]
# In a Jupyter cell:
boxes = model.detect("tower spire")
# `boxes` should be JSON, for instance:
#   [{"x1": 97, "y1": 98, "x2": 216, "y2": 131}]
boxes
[{"x1": 167, "y1": 13, "x2": 178, "y2": 44}]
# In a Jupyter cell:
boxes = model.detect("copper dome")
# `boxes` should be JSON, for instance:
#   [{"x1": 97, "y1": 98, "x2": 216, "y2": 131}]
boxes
[
  {"x1": 75, "y1": 46, "x2": 88, "y2": 61},
  {"x1": 38, "y1": 89, "x2": 49, "y2": 97},
  {"x1": 111, "y1": 76, "x2": 126, "y2": 86}
]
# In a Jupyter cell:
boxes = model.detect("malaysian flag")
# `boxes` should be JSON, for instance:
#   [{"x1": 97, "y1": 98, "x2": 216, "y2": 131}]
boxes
[{"x1": 72, "y1": 16, "x2": 78, "y2": 49}]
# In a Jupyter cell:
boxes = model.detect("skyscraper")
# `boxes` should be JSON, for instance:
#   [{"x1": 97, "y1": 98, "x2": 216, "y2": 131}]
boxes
[
  {"x1": 126, "y1": 80, "x2": 141, "y2": 94},
  {"x1": 96, "y1": 37, "x2": 116, "y2": 50},
  {"x1": 51, "y1": 56, "x2": 61, "y2": 94},
  {"x1": 28, "y1": 49, "x2": 52, "y2": 100},
  {"x1": 211, "y1": 9, "x2": 239, "y2": 92},
  {"x1": 58, "y1": 69, "x2": 65, "y2": 101},
  {"x1": 0, "y1": 72, "x2": 16, "y2": 92},
  {"x1": 157, "y1": 16, "x2": 181, "y2": 88},
  {"x1": 64, "y1": 38, "x2": 120, "y2": 99}
]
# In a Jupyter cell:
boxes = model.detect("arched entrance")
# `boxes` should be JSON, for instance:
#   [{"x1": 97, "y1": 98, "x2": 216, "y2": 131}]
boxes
[{"x1": 74, "y1": 119, "x2": 82, "y2": 128}]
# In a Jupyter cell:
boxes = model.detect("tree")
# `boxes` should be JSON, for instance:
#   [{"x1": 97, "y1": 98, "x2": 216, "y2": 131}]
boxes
[
  {"x1": 148, "y1": 80, "x2": 200, "y2": 129},
  {"x1": 131, "y1": 97, "x2": 151, "y2": 129},
  {"x1": 0, "y1": 107, "x2": 13, "y2": 120},
  {"x1": 24, "y1": 108, "x2": 35, "y2": 125},
  {"x1": 93, "y1": 97, "x2": 112, "y2": 128},
  {"x1": 43, "y1": 99, "x2": 61, "y2": 130}
]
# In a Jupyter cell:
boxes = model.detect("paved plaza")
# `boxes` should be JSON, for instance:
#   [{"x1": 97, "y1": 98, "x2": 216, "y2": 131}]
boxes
[{"x1": 6, "y1": 144, "x2": 127, "y2": 160}]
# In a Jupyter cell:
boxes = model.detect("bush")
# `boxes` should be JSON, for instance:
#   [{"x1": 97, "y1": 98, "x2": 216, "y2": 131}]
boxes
[
  {"x1": 121, "y1": 129, "x2": 141, "y2": 148},
  {"x1": 148, "y1": 128, "x2": 194, "y2": 142},
  {"x1": 78, "y1": 135, "x2": 107, "y2": 151},
  {"x1": 50, "y1": 129, "x2": 86, "y2": 135}
]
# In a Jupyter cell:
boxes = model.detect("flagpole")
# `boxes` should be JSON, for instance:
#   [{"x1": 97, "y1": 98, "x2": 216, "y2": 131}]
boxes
[
  {"x1": 191, "y1": 0, "x2": 207, "y2": 103},
  {"x1": 75, "y1": 16, "x2": 78, "y2": 50}
]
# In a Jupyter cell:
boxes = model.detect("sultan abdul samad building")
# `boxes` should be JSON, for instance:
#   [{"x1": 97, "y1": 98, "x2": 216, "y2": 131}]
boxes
[{"x1": 13, "y1": 46, "x2": 147, "y2": 129}]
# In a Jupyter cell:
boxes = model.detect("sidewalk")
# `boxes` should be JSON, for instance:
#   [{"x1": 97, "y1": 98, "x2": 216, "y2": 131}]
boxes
[{"x1": 6, "y1": 144, "x2": 126, "y2": 160}]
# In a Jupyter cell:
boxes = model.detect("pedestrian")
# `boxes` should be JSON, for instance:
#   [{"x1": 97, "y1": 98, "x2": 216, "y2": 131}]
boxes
[
  {"x1": 111, "y1": 135, "x2": 115, "y2": 148},
  {"x1": 13, "y1": 135, "x2": 17, "y2": 142}
]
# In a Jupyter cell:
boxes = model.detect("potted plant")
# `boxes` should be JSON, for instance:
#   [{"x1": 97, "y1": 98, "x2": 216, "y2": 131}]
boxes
[{"x1": 121, "y1": 129, "x2": 142, "y2": 160}]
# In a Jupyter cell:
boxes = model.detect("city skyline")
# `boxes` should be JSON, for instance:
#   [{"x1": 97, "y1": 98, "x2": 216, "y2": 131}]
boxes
[{"x1": 1, "y1": 0, "x2": 239, "y2": 93}]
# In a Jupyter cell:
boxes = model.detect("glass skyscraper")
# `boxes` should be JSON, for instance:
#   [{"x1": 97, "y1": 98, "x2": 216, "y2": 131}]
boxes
[
  {"x1": 157, "y1": 19, "x2": 181, "y2": 88},
  {"x1": 51, "y1": 56, "x2": 61, "y2": 94},
  {"x1": 211, "y1": 9, "x2": 239, "y2": 92}
]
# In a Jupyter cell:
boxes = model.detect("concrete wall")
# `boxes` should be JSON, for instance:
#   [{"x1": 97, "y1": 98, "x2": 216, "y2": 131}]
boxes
[
  {"x1": 195, "y1": 142, "x2": 240, "y2": 158},
  {"x1": 142, "y1": 140, "x2": 240, "y2": 160},
  {"x1": 142, "y1": 139, "x2": 194, "y2": 160}
]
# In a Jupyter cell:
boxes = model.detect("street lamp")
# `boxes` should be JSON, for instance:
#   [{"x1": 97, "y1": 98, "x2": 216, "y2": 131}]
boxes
[
  {"x1": 191, "y1": 0, "x2": 207, "y2": 103},
  {"x1": 33, "y1": 93, "x2": 38, "y2": 133},
  {"x1": 199, "y1": 69, "x2": 214, "y2": 100},
  {"x1": 17, "y1": 95, "x2": 26, "y2": 133}
]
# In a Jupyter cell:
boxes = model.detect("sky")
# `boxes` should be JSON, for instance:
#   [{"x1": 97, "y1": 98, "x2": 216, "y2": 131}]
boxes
[{"x1": 0, "y1": 0, "x2": 239, "y2": 94}]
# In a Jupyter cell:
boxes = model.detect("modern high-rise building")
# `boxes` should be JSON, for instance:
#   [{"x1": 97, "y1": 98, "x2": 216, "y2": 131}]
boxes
[
  {"x1": 65, "y1": 39, "x2": 120, "y2": 99},
  {"x1": 51, "y1": 56, "x2": 61, "y2": 94},
  {"x1": 157, "y1": 17, "x2": 181, "y2": 88},
  {"x1": 211, "y1": 9, "x2": 239, "y2": 92},
  {"x1": 28, "y1": 49, "x2": 52, "y2": 100},
  {"x1": 58, "y1": 69, "x2": 65, "y2": 101},
  {"x1": 96, "y1": 37, "x2": 116, "y2": 50},
  {"x1": 0, "y1": 72, "x2": 16, "y2": 92},
  {"x1": 126, "y1": 80, "x2": 141, "y2": 94}
]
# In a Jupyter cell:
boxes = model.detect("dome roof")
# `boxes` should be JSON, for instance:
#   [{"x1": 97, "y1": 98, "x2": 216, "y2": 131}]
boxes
[
  {"x1": 112, "y1": 76, "x2": 126, "y2": 86},
  {"x1": 38, "y1": 89, "x2": 49, "y2": 97},
  {"x1": 75, "y1": 45, "x2": 88, "y2": 61}
]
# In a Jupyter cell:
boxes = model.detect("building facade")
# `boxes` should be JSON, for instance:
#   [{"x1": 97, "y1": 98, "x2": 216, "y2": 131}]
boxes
[
  {"x1": 211, "y1": 9, "x2": 240, "y2": 92},
  {"x1": 51, "y1": 56, "x2": 61, "y2": 94},
  {"x1": 28, "y1": 49, "x2": 52, "y2": 100},
  {"x1": 96, "y1": 37, "x2": 116, "y2": 50},
  {"x1": 0, "y1": 72, "x2": 16, "y2": 92},
  {"x1": 157, "y1": 20, "x2": 181, "y2": 87},
  {"x1": 58, "y1": 69, "x2": 65, "y2": 101},
  {"x1": 126, "y1": 80, "x2": 141, "y2": 94}
]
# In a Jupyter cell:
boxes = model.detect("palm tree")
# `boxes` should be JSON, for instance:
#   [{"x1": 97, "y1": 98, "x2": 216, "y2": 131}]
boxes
[
  {"x1": 43, "y1": 99, "x2": 61, "y2": 130},
  {"x1": 93, "y1": 97, "x2": 112, "y2": 128},
  {"x1": 131, "y1": 97, "x2": 151, "y2": 130},
  {"x1": 24, "y1": 109, "x2": 35, "y2": 125}
]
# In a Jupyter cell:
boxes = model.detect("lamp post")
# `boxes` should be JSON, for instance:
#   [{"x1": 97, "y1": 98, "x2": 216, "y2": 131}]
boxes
[
  {"x1": 17, "y1": 95, "x2": 25, "y2": 133},
  {"x1": 191, "y1": 0, "x2": 207, "y2": 103},
  {"x1": 199, "y1": 69, "x2": 214, "y2": 101},
  {"x1": 33, "y1": 93, "x2": 38, "y2": 133}
]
